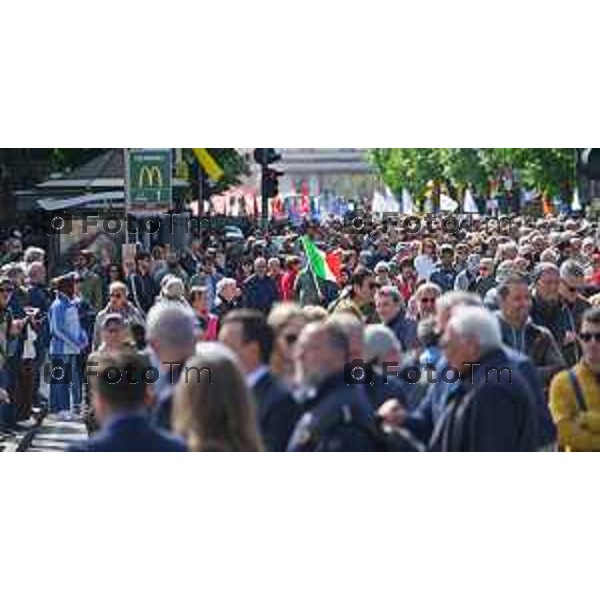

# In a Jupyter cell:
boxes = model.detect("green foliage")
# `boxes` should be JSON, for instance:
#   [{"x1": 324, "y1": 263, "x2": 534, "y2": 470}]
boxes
[
  {"x1": 183, "y1": 148, "x2": 250, "y2": 195},
  {"x1": 369, "y1": 148, "x2": 577, "y2": 200}
]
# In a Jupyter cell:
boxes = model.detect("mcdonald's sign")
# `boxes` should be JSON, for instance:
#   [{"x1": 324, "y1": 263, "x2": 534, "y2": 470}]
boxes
[{"x1": 127, "y1": 148, "x2": 172, "y2": 210}]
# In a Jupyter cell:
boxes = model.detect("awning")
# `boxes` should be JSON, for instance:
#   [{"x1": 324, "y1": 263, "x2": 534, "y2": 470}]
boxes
[{"x1": 37, "y1": 191, "x2": 124, "y2": 211}]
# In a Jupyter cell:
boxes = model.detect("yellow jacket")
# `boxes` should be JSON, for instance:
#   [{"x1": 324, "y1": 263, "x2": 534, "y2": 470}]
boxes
[{"x1": 550, "y1": 362, "x2": 600, "y2": 451}]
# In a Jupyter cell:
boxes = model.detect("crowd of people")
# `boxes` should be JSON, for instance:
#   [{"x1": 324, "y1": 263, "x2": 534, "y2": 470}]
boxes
[{"x1": 1, "y1": 209, "x2": 600, "y2": 451}]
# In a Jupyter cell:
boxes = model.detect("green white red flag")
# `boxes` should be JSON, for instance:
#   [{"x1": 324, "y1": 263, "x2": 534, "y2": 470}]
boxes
[{"x1": 301, "y1": 236, "x2": 342, "y2": 283}]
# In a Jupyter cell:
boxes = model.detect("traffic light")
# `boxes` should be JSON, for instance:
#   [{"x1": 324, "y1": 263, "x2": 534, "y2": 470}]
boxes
[
  {"x1": 579, "y1": 148, "x2": 600, "y2": 180},
  {"x1": 263, "y1": 167, "x2": 283, "y2": 199},
  {"x1": 255, "y1": 149, "x2": 284, "y2": 225},
  {"x1": 254, "y1": 148, "x2": 282, "y2": 167}
]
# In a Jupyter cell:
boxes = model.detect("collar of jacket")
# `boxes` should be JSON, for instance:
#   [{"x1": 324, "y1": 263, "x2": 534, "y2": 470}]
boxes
[
  {"x1": 456, "y1": 347, "x2": 511, "y2": 390},
  {"x1": 316, "y1": 371, "x2": 350, "y2": 397}
]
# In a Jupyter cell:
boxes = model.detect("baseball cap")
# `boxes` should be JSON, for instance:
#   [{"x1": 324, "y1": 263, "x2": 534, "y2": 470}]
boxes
[{"x1": 102, "y1": 313, "x2": 126, "y2": 329}]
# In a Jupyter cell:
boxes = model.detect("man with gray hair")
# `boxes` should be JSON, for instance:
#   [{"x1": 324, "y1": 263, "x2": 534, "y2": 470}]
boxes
[
  {"x1": 146, "y1": 303, "x2": 198, "y2": 431},
  {"x1": 430, "y1": 307, "x2": 538, "y2": 452},
  {"x1": 559, "y1": 260, "x2": 591, "y2": 366},
  {"x1": 363, "y1": 324, "x2": 409, "y2": 411}
]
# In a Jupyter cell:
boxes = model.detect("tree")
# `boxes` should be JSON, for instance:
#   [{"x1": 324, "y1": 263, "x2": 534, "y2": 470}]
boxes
[
  {"x1": 184, "y1": 148, "x2": 250, "y2": 198},
  {"x1": 369, "y1": 148, "x2": 577, "y2": 203}
]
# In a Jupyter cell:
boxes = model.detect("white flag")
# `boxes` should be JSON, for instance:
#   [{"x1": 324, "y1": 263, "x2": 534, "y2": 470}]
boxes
[
  {"x1": 440, "y1": 193, "x2": 459, "y2": 213},
  {"x1": 572, "y1": 188, "x2": 583, "y2": 212},
  {"x1": 384, "y1": 187, "x2": 400, "y2": 213},
  {"x1": 372, "y1": 190, "x2": 386, "y2": 215},
  {"x1": 402, "y1": 189, "x2": 415, "y2": 215},
  {"x1": 464, "y1": 189, "x2": 480, "y2": 214}
]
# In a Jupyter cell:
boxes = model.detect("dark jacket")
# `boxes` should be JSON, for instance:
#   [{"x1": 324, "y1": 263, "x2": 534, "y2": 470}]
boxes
[
  {"x1": 127, "y1": 272, "x2": 159, "y2": 315},
  {"x1": 429, "y1": 349, "x2": 538, "y2": 452},
  {"x1": 252, "y1": 370, "x2": 302, "y2": 452},
  {"x1": 287, "y1": 373, "x2": 380, "y2": 452},
  {"x1": 69, "y1": 414, "x2": 187, "y2": 452},
  {"x1": 386, "y1": 310, "x2": 418, "y2": 352},
  {"x1": 497, "y1": 313, "x2": 566, "y2": 388},
  {"x1": 365, "y1": 370, "x2": 410, "y2": 412},
  {"x1": 214, "y1": 296, "x2": 242, "y2": 323},
  {"x1": 405, "y1": 348, "x2": 556, "y2": 450},
  {"x1": 243, "y1": 275, "x2": 279, "y2": 313},
  {"x1": 430, "y1": 265, "x2": 458, "y2": 293}
]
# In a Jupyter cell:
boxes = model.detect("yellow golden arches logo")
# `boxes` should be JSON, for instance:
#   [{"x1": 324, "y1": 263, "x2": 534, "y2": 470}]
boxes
[{"x1": 138, "y1": 165, "x2": 164, "y2": 188}]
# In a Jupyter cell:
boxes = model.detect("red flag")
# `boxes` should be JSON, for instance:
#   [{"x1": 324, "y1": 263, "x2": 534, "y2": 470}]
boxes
[
  {"x1": 326, "y1": 249, "x2": 343, "y2": 283},
  {"x1": 300, "y1": 181, "x2": 310, "y2": 215}
]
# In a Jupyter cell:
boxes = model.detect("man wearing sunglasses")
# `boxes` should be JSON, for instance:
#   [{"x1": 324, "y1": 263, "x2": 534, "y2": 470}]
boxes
[
  {"x1": 330, "y1": 267, "x2": 378, "y2": 323},
  {"x1": 550, "y1": 307, "x2": 600, "y2": 451},
  {"x1": 558, "y1": 261, "x2": 591, "y2": 367}
]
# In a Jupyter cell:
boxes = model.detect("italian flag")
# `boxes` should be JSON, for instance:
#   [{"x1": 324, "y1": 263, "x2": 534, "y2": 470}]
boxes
[{"x1": 301, "y1": 236, "x2": 342, "y2": 283}]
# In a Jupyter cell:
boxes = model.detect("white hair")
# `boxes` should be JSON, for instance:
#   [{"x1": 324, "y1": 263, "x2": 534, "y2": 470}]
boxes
[
  {"x1": 162, "y1": 277, "x2": 185, "y2": 299},
  {"x1": 437, "y1": 291, "x2": 483, "y2": 314},
  {"x1": 447, "y1": 307, "x2": 502, "y2": 354},
  {"x1": 216, "y1": 278, "x2": 237, "y2": 295},
  {"x1": 146, "y1": 303, "x2": 197, "y2": 351},
  {"x1": 24, "y1": 247, "x2": 45, "y2": 263}
]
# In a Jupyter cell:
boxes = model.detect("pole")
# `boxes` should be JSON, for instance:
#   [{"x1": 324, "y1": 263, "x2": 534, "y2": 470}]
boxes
[
  {"x1": 261, "y1": 150, "x2": 269, "y2": 230},
  {"x1": 198, "y1": 163, "x2": 204, "y2": 218},
  {"x1": 124, "y1": 148, "x2": 130, "y2": 246}
]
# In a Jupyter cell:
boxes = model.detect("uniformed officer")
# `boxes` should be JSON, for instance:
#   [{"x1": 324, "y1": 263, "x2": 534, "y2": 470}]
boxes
[{"x1": 288, "y1": 321, "x2": 380, "y2": 452}]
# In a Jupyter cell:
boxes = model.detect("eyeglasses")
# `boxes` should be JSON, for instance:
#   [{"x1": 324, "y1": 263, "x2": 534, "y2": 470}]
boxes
[
  {"x1": 420, "y1": 297, "x2": 437, "y2": 305},
  {"x1": 110, "y1": 293, "x2": 124, "y2": 299},
  {"x1": 580, "y1": 333, "x2": 600, "y2": 343},
  {"x1": 0, "y1": 288, "x2": 12, "y2": 294}
]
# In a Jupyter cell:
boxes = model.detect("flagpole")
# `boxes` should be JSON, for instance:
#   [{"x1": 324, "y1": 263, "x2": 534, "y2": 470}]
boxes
[
  {"x1": 308, "y1": 260, "x2": 325, "y2": 305},
  {"x1": 302, "y1": 236, "x2": 325, "y2": 304}
]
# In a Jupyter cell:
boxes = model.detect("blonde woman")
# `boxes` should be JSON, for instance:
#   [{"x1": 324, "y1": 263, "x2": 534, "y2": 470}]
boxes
[
  {"x1": 267, "y1": 303, "x2": 308, "y2": 386},
  {"x1": 173, "y1": 344, "x2": 263, "y2": 452}
]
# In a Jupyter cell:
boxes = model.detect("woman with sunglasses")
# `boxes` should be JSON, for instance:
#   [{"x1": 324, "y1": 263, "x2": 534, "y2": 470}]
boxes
[
  {"x1": 92, "y1": 281, "x2": 144, "y2": 351},
  {"x1": 410, "y1": 283, "x2": 442, "y2": 322},
  {"x1": 268, "y1": 303, "x2": 308, "y2": 387}
]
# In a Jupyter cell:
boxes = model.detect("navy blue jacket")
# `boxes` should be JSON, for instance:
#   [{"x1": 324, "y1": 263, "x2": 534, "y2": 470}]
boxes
[
  {"x1": 242, "y1": 275, "x2": 280, "y2": 313},
  {"x1": 252, "y1": 371, "x2": 303, "y2": 452},
  {"x1": 406, "y1": 347, "x2": 555, "y2": 449},
  {"x1": 386, "y1": 311, "x2": 418, "y2": 352},
  {"x1": 69, "y1": 414, "x2": 187, "y2": 452},
  {"x1": 288, "y1": 373, "x2": 380, "y2": 452},
  {"x1": 430, "y1": 266, "x2": 458, "y2": 293},
  {"x1": 429, "y1": 349, "x2": 538, "y2": 452}
]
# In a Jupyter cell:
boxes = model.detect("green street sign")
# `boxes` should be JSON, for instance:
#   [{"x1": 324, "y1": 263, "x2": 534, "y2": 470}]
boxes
[{"x1": 127, "y1": 148, "x2": 172, "y2": 209}]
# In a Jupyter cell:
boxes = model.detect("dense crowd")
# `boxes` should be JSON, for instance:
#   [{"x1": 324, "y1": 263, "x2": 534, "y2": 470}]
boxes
[{"x1": 1, "y1": 210, "x2": 600, "y2": 451}]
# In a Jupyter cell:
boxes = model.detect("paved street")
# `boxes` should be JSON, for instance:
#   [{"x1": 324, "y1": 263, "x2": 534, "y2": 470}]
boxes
[{"x1": 1, "y1": 417, "x2": 87, "y2": 452}]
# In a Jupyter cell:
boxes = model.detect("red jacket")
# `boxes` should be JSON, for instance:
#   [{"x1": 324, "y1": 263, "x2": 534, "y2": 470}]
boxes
[{"x1": 281, "y1": 270, "x2": 298, "y2": 301}]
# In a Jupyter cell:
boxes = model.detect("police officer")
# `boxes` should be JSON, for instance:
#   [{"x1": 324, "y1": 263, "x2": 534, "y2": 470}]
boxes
[{"x1": 288, "y1": 321, "x2": 380, "y2": 452}]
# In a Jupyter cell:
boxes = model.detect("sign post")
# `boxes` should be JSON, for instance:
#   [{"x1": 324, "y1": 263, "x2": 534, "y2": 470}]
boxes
[
  {"x1": 127, "y1": 148, "x2": 173, "y2": 211},
  {"x1": 125, "y1": 148, "x2": 173, "y2": 250}
]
